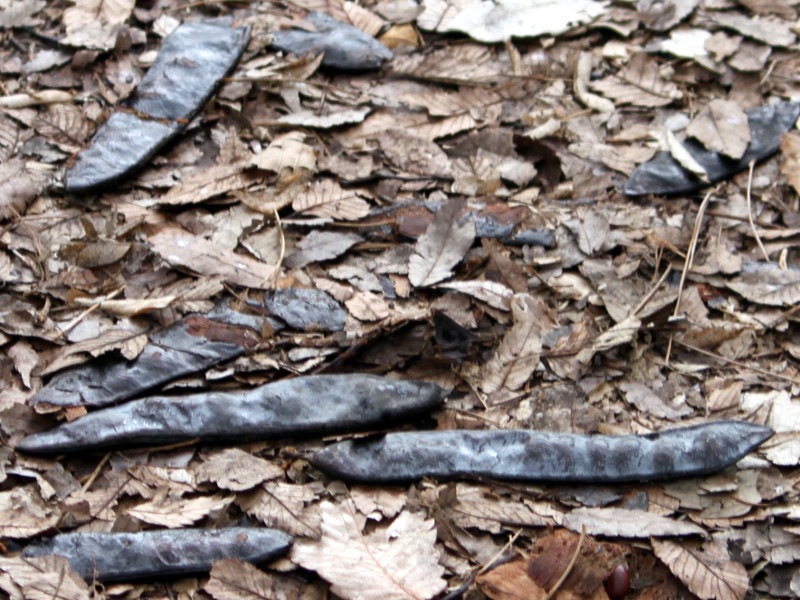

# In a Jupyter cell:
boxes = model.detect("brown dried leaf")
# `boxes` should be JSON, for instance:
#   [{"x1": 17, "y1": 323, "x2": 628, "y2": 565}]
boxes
[
  {"x1": 0, "y1": 114, "x2": 21, "y2": 160},
  {"x1": 195, "y1": 448, "x2": 284, "y2": 492},
  {"x1": 686, "y1": 100, "x2": 750, "y2": 159},
  {"x1": 205, "y1": 559, "x2": 325, "y2": 600},
  {"x1": 408, "y1": 198, "x2": 475, "y2": 287},
  {"x1": 563, "y1": 507, "x2": 706, "y2": 537},
  {"x1": 652, "y1": 538, "x2": 749, "y2": 600},
  {"x1": 285, "y1": 230, "x2": 362, "y2": 269},
  {"x1": 342, "y1": 0, "x2": 386, "y2": 36},
  {"x1": 0, "y1": 555, "x2": 89, "y2": 600},
  {"x1": 378, "y1": 129, "x2": 452, "y2": 176},
  {"x1": 480, "y1": 294, "x2": 556, "y2": 393},
  {"x1": 158, "y1": 162, "x2": 258, "y2": 206},
  {"x1": 780, "y1": 131, "x2": 800, "y2": 196},
  {"x1": 619, "y1": 382, "x2": 692, "y2": 421},
  {"x1": 0, "y1": 486, "x2": 60, "y2": 539},
  {"x1": 290, "y1": 179, "x2": 370, "y2": 221},
  {"x1": 0, "y1": 159, "x2": 51, "y2": 221},
  {"x1": 292, "y1": 500, "x2": 446, "y2": 600},
  {"x1": 726, "y1": 267, "x2": 800, "y2": 306},
  {"x1": 390, "y1": 44, "x2": 501, "y2": 84},
  {"x1": 590, "y1": 53, "x2": 683, "y2": 107},
  {"x1": 252, "y1": 131, "x2": 317, "y2": 177},
  {"x1": 435, "y1": 280, "x2": 513, "y2": 310},
  {"x1": 126, "y1": 494, "x2": 232, "y2": 527},
  {"x1": 238, "y1": 481, "x2": 321, "y2": 538},
  {"x1": 149, "y1": 226, "x2": 274, "y2": 289},
  {"x1": 401, "y1": 87, "x2": 504, "y2": 117},
  {"x1": 62, "y1": 0, "x2": 136, "y2": 49}
]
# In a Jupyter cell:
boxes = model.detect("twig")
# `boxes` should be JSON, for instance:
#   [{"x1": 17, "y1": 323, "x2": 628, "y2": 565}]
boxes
[
  {"x1": 479, "y1": 529, "x2": 524, "y2": 575},
  {"x1": 81, "y1": 453, "x2": 110, "y2": 492},
  {"x1": 665, "y1": 187, "x2": 715, "y2": 364},
  {"x1": 746, "y1": 160, "x2": 770, "y2": 262},
  {"x1": 673, "y1": 339, "x2": 800, "y2": 385},
  {"x1": 630, "y1": 266, "x2": 672, "y2": 318},
  {"x1": 543, "y1": 525, "x2": 586, "y2": 600},
  {"x1": 53, "y1": 287, "x2": 125, "y2": 341}
]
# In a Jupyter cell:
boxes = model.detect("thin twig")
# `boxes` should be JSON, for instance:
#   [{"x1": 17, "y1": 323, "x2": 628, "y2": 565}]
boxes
[
  {"x1": 673, "y1": 339, "x2": 800, "y2": 385},
  {"x1": 630, "y1": 266, "x2": 672, "y2": 318},
  {"x1": 746, "y1": 160, "x2": 770, "y2": 262},
  {"x1": 81, "y1": 453, "x2": 110, "y2": 492},
  {"x1": 543, "y1": 526, "x2": 587, "y2": 600},
  {"x1": 665, "y1": 188, "x2": 715, "y2": 364},
  {"x1": 53, "y1": 287, "x2": 125, "y2": 341},
  {"x1": 478, "y1": 529, "x2": 523, "y2": 575}
]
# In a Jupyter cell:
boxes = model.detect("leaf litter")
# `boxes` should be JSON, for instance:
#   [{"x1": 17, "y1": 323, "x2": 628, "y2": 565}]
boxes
[{"x1": 2, "y1": 1, "x2": 800, "y2": 599}]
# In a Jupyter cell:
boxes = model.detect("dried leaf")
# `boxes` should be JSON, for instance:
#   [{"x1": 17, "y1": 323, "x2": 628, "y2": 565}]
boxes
[
  {"x1": 0, "y1": 159, "x2": 51, "y2": 221},
  {"x1": 253, "y1": 131, "x2": 317, "y2": 176},
  {"x1": 563, "y1": 507, "x2": 705, "y2": 537},
  {"x1": 205, "y1": 559, "x2": 325, "y2": 600},
  {"x1": 408, "y1": 199, "x2": 475, "y2": 287},
  {"x1": 619, "y1": 382, "x2": 692, "y2": 421},
  {"x1": 62, "y1": 0, "x2": 136, "y2": 49},
  {"x1": 290, "y1": 179, "x2": 370, "y2": 221},
  {"x1": 686, "y1": 100, "x2": 750, "y2": 159},
  {"x1": 726, "y1": 267, "x2": 800, "y2": 306},
  {"x1": 590, "y1": 53, "x2": 682, "y2": 107},
  {"x1": 126, "y1": 494, "x2": 232, "y2": 527},
  {"x1": 0, "y1": 555, "x2": 89, "y2": 600},
  {"x1": 238, "y1": 482, "x2": 321, "y2": 538},
  {"x1": 480, "y1": 294, "x2": 556, "y2": 393},
  {"x1": 292, "y1": 500, "x2": 446, "y2": 600},
  {"x1": 195, "y1": 448, "x2": 284, "y2": 492},
  {"x1": 780, "y1": 131, "x2": 800, "y2": 196},
  {"x1": 652, "y1": 538, "x2": 748, "y2": 600},
  {"x1": 149, "y1": 227, "x2": 275, "y2": 289}
]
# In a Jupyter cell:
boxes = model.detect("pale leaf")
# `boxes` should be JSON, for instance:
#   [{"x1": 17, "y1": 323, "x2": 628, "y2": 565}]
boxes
[
  {"x1": 435, "y1": 280, "x2": 513, "y2": 310},
  {"x1": 590, "y1": 53, "x2": 682, "y2": 107},
  {"x1": 292, "y1": 500, "x2": 446, "y2": 600},
  {"x1": 726, "y1": 268, "x2": 800, "y2": 306},
  {"x1": 686, "y1": 100, "x2": 750, "y2": 159},
  {"x1": 290, "y1": 179, "x2": 370, "y2": 221},
  {"x1": 127, "y1": 494, "x2": 232, "y2": 527},
  {"x1": 149, "y1": 227, "x2": 274, "y2": 289},
  {"x1": 343, "y1": 1, "x2": 385, "y2": 36},
  {"x1": 238, "y1": 482, "x2": 321, "y2": 538},
  {"x1": 408, "y1": 198, "x2": 475, "y2": 287},
  {"x1": 563, "y1": 508, "x2": 706, "y2": 537},
  {"x1": 205, "y1": 559, "x2": 325, "y2": 600},
  {"x1": 780, "y1": 131, "x2": 800, "y2": 196},
  {"x1": 652, "y1": 539, "x2": 749, "y2": 600},
  {"x1": 619, "y1": 382, "x2": 692, "y2": 421},
  {"x1": 195, "y1": 448, "x2": 284, "y2": 492},
  {"x1": 62, "y1": 0, "x2": 136, "y2": 49},
  {"x1": 0, "y1": 555, "x2": 89, "y2": 600},
  {"x1": 278, "y1": 107, "x2": 371, "y2": 129},
  {"x1": 252, "y1": 131, "x2": 317, "y2": 175},
  {"x1": 390, "y1": 44, "x2": 501, "y2": 84},
  {"x1": 158, "y1": 162, "x2": 256, "y2": 206},
  {"x1": 575, "y1": 315, "x2": 641, "y2": 364},
  {"x1": 480, "y1": 294, "x2": 556, "y2": 393},
  {"x1": 0, "y1": 487, "x2": 59, "y2": 539}
]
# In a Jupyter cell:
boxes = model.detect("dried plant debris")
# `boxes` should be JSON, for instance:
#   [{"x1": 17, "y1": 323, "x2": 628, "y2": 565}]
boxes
[
  {"x1": 313, "y1": 421, "x2": 773, "y2": 483},
  {"x1": 271, "y1": 12, "x2": 392, "y2": 70},
  {"x1": 625, "y1": 102, "x2": 800, "y2": 196},
  {"x1": 31, "y1": 303, "x2": 267, "y2": 410},
  {"x1": 21, "y1": 527, "x2": 292, "y2": 582},
  {"x1": 65, "y1": 19, "x2": 250, "y2": 193},
  {"x1": 17, "y1": 375, "x2": 446, "y2": 453}
]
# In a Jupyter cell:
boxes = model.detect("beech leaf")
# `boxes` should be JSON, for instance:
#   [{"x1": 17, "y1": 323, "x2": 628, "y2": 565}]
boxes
[
  {"x1": 652, "y1": 538, "x2": 749, "y2": 600},
  {"x1": 408, "y1": 199, "x2": 475, "y2": 287},
  {"x1": 292, "y1": 500, "x2": 446, "y2": 600},
  {"x1": 686, "y1": 100, "x2": 750, "y2": 159}
]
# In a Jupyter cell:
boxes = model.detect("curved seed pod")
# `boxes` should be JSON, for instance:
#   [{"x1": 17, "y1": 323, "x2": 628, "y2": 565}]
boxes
[
  {"x1": 66, "y1": 20, "x2": 251, "y2": 193},
  {"x1": 17, "y1": 375, "x2": 445, "y2": 454},
  {"x1": 313, "y1": 421, "x2": 773, "y2": 483},
  {"x1": 22, "y1": 527, "x2": 291, "y2": 582}
]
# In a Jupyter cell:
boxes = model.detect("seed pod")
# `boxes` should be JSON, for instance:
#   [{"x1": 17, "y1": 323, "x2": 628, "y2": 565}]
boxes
[
  {"x1": 17, "y1": 375, "x2": 446, "y2": 454},
  {"x1": 65, "y1": 20, "x2": 250, "y2": 193},
  {"x1": 605, "y1": 564, "x2": 631, "y2": 599},
  {"x1": 313, "y1": 421, "x2": 773, "y2": 483},
  {"x1": 22, "y1": 528, "x2": 291, "y2": 582}
]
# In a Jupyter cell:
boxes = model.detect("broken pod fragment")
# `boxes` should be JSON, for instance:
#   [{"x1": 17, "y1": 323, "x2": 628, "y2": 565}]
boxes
[
  {"x1": 313, "y1": 420, "x2": 773, "y2": 483},
  {"x1": 65, "y1": 19, "x2": 251, "y2": 193},
  {"x1": 625, "y1": 101, "x2": 800, "y2": 196},
  {"x1": 22, "y1": 527, "x2": 292, "y2": 582},
  {"x1": 17, "y1": 374, "x2": 446, "y2": 454},
  {"x1": 271, "y1": 12, "x2": 392, "y2": 70}
]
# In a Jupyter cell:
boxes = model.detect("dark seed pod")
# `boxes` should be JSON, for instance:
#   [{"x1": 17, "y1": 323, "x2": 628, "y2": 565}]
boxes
[
  {"x1": 605, "y1": 564, "x2": 631, "y2": 599},
  {"x1": 17, "y1": 375, "x2": 446, "y2": 454},
  {"x1": 22, "y1": 527, "x2": 292, "y2": 582},
  {"x1": 313, "y1": 421, "x2": 773, "y2": 483}
]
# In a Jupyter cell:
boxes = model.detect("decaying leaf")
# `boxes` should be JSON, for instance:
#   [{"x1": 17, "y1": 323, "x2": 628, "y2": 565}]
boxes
[
  {"x1": 290, "y1": 179, "x2": 370, "y2": 220},
  {"x1": 563, "y1": 507, "x2": 705, "y2": 537},
  {"x1": 409, "y1": 198, "x2": 476, "y2": 287},
  {"x1": 590, "y1": 53, "x2": 682, "y2": 107},
  {"x1": 195, "y1": 448, "x2": 284, "y2": 491},
  {"x1": 62, "y1": 0, "x2": 136, "y2": 49},
  {"x1": 480, "y1": 294, "x2": 556, "y2": 393},
  {"x1": 126, "y1": 494, "x2": 232, "y2": 527},
  {"x1": 205, "y1": 559, "x2": 325, "y2": 600},
  {"x1": 0, "y1": 555, "x2": 89, "y2": 600},
  {"x1": 292, "y1": 500, "x2": 446, "y2": 600},
  {"x1": 686, "y1": 100, "x2": 750, "y2": 159},
  {"x1": 652, "y1": 538, "x2": 749, "y2": 600}
]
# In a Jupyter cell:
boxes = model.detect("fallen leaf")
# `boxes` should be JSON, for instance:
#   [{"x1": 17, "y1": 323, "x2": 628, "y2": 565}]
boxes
[
  {"x1": 0, "y1": 555, "x2": 89, "y2": 600},
  {"x1": 126, "y1": 494, "x2": 232, "y2": 527},
  {"x1": 652, "y1": 538, "x2": 748, "y2": 600},
  {"x1": 290, "y1": 179, "x2": 371, "y2": 221},
  {"x1": 195, "y1": 448, "x2": 284, "y2": 492},
  {"x1": 480, "y1": 293, "x2": 556, "y2": 393},
  {"x1": 292, "y1": 500, "x2": 446, "y2": 600},
  {"x1": 686, "y1": 100, "x2": 750, "y2": 159},
  {"x1": 563, "y1": 507, "x2": 706, "y2": 537},
  {"x1": 205, "y1": 559, "x2": 325, "y2": 600},
  {"x1": 238, "y1": 481, "x2": 321, "y2": 538},
  {"x1": 590, "y1": 53, "x2": 683, "y2": 107},
  {"x1": 409, "y1": 198, "x2": 475, "y2": 287}
]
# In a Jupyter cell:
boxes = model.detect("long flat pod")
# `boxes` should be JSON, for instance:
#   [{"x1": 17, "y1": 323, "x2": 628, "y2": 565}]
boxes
[
  {"x1": 65, "y1": 20, "x2": 251, "y2": 193},
  {"x1": 30, "y1": 303, "x2": 271, "y2": 410},
  {"x1": 21, "y1": 527, "x2": 291, "y2": 582},
  {"x1": 312, "y1": 421, "x2": 773, "y2": 483},
  {"x1": 17, "y1": 375, "x2": 445, "y2": 454}
]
